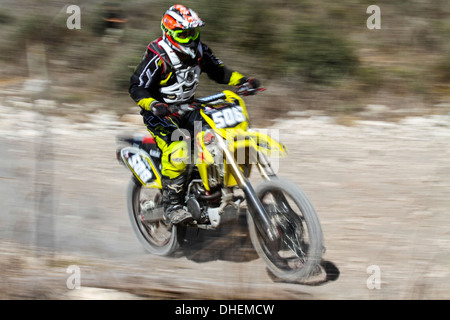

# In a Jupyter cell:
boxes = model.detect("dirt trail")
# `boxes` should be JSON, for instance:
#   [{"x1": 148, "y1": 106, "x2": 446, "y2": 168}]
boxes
[{"x1": 0, "y1": 98, "x2": 449, "y2": 300}]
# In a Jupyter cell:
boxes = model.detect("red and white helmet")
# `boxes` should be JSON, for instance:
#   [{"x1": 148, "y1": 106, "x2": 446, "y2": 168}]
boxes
[{"x1": 161, "y1": 5, "x2": 205, "y2": 58}]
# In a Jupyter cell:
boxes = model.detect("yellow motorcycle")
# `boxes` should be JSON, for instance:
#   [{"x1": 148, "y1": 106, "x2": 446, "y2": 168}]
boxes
[{"x1": 116, "y1": 86, "x2": 323, "y2": 281}]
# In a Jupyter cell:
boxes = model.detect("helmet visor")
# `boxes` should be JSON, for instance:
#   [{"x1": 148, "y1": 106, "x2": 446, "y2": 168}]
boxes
[{"x1": 171, "y1": 28, "x2": 200, "y2": 44}]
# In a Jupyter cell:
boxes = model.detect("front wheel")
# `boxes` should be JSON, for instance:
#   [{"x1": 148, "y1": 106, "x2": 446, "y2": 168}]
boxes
[
  {"x1": 127, "y1": 178, "x2": 184, "y2": 256},
  {"x1": 247, "y1": 178, "x2": 323, "y2": 281}
]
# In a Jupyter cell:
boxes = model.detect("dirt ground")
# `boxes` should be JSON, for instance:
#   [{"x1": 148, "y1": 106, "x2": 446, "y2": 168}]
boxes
[{"x1": 0, "y1": 91, "x2": 449, "y2": 300}]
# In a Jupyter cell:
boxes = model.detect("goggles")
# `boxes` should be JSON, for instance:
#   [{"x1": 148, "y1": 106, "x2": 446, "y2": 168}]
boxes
[{"x1": 170, "y1": 28, "x2": 200, "y2": 44}]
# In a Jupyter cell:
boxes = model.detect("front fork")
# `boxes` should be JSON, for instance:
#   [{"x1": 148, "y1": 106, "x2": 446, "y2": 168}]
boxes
[{"x1": 216, "y1": 135, "x2": 280, "y2": 242}]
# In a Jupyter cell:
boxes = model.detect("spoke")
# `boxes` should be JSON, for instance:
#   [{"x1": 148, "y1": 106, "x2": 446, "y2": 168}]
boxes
[
  {"x1": 135, "y1": 187, "x2": 172, "y2": 247},
  {"x1": 259, "y1": 190, "x2": 310, "y2": 272}
]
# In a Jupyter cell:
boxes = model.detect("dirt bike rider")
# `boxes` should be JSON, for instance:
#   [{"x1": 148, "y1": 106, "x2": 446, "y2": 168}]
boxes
[{"x1": 129, "y1": 5, "x2": 260, "y2": 225}]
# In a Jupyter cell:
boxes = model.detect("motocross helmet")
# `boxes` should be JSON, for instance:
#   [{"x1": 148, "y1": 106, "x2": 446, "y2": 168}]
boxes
[{"x1": 161, "y1": 5, "x2": 205, "y2": 58}]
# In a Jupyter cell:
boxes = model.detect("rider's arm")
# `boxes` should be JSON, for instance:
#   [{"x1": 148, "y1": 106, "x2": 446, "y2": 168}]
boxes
[
  {"x1": 129, "y1": 48, "x2": 164, "y2": 111},
  {"x1": 200, "y1": 43, "x2": 247, "y2": 86}
]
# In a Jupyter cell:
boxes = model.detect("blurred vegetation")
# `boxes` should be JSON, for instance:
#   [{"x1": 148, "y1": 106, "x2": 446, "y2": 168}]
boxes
[{"x1": 0, "y1": 0, "x2": 449, "y2": 114}]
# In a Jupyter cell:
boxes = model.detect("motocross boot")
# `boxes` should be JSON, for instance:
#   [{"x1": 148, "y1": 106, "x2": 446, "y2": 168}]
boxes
[{"x1": 162, "y1": 175, "x2": 193, "y2": 225}]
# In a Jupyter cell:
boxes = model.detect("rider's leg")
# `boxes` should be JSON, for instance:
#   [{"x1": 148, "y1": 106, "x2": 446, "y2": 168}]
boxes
[{"x1": 157, "y1": 137, "x2": 192, "y2": 224}]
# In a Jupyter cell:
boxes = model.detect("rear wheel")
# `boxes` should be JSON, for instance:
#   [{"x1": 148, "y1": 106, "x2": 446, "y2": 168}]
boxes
[
  {"x1": 127, "y1": 178, "x2": 184, "y2": 255},
  {"x1": 247, "y1": 178, "x2": 323, "y2": 281}
]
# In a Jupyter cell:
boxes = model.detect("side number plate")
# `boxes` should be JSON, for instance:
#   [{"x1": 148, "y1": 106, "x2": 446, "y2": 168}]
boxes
[{"x1": 121, "y1": 148, "x2": 154, "y2": 184}]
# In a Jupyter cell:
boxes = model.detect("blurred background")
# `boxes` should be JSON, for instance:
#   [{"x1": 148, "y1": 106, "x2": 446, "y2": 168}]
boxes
[
  {"x1": 0, "y1": 0, "x2": 449, "y2": 300},
  {"x1": 0, "y1": 0, "x2": 449, "y2": 116}
]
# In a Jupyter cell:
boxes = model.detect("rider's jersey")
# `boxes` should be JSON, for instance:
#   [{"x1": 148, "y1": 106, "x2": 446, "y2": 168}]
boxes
[
  {"x1": 129, "y1": 38, "x2": 246, "y2": 140},
  {"x1": 129, "y1": 38, "x2": 245, "y2": 105}
]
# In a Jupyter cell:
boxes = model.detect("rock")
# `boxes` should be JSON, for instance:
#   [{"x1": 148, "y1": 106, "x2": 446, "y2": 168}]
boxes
[
  {"x1": 61, "y1": 103, "x2": 83, "y2": 111},
  {"x1": 4, "y1": 96, "x2": 33, "y2": 109},
  {"x1": 35, "y1": 99, "x2": 57, "y2": 111},
  {"x1": 433, "y1": 102, "x2": 450, "y2": 109},
  {"x1": 22, "y1": 79, "x2": 50, "y2": 94},
  {"x1": 365, "y1": 104, "x2": 390, "y2": 113}
]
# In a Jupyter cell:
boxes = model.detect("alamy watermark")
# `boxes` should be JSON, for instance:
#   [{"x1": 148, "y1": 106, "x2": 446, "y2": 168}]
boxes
[
  {"x1": 64, "y1": 4, "x2": 381, "y2": 31},
  {"x1": 164, "y1": 123, "x2": 283, "y2": 174},
  {"x1": 66, "y1": 5, "x2": 81, "y2": 30},
  {"x1": 366, "y1": 5, "x2": 381, "y2": 30},
  {"x1": 66, "y1": 265, "x2": 81, "y2": 289},
  {"x1": 65, "y1": 263, "x2": 382, "y2": 291},
  {"x1": 367, "y1": 265, "x2": 381, "y2": 290}
]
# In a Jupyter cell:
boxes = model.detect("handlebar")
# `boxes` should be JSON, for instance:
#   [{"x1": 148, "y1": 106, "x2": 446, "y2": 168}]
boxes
[{"x1": 170, "y1": 85, "x2": 265, "y2": 114}]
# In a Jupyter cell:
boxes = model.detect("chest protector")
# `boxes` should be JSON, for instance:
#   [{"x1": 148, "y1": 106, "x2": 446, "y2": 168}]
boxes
[{"x1": 148, "y1": 40, "x2": 202, "y2": 104}]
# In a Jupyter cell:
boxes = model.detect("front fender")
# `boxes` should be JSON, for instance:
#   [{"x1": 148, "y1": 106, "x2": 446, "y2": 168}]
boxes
[{"x1": 230, "y1": 130, "x2": 288, "y2": 157}]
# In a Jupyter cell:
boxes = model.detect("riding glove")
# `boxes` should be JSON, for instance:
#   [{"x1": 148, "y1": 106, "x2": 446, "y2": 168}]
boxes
[{"x1": 245, "y1": 77, "x2": 261, "y2": 89}]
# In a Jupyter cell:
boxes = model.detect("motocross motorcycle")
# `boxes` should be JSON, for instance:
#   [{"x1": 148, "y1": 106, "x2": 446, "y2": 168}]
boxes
[{"x1": 116, "y1": 85, "x2": 324, "y2": 281}]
